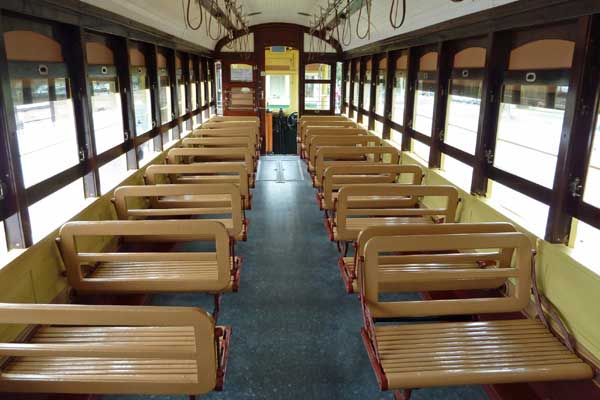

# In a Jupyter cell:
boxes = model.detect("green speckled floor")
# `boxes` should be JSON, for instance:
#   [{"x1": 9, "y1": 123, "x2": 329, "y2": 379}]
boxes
[{"x1": 104, "y1": 156, "x2": 488, "y2": 400}]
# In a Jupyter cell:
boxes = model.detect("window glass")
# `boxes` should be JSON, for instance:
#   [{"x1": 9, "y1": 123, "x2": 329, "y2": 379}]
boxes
[
  {"x1": 363, "y1": 61, "x2": 371, "y2": 111},
  {"x1": 305, "y1": 83, "x2": 330, "y2": 110},
  {"x1": 138, "y1": 140, "x2": 159, "y2": 166},
  {"x1": 374, "y1": 120, "x2": 384, "y2": 136},
  {"x1": 190, "y1": 67, "x2": 197, "y2": 112},
  {"x1": 344, "y1": 65, "x2": 350, "y2": 104},
  {"x1": 11, "y1": 77, "x2": 79, "y2": 187},
  {"x1": 375, "y1": 58, "x2": 386, "y2": 116},
  {"x1": 200, "y1": 81, "x2": 206, "y2": 107},
  {"x1": 391, "y1": 129, "x2": 402, "y2": 146},
  {"x1": 29, "y1": 178, "x2": 89, "y2": 243},
  {"x1": 392, "y1": 70, "x2": 406, "y2": 124},
  {"x1": 131, "y1": 66, "x2": 152, "y2": 135},
  {"x1": 489, "y1": 180, "x2": 549, "y2": 237},
  {"x1": 267, "y1": 75, "x2": 291, "y2": 110},
  {"x1": 305, "y1": 63, "x2": 331, "y2": 80},
  {"x1": 178, "y1": 69, "x2": 186, "y2": 117},
  {"x1": 0, "y1": 222, "x2": 8, "y2": 259},
  {"x1": 583, "y1": 106, "x2": 599, "y2": 208},
  {"x1": 412, "y1": 139, "x2": 430, "y2": 163},
  {"x1": 445, "y1": 79, "x2": 482, "y2": 154},
  {"x1": 335, "y1": 61, "x2": 342, "y2": 114},
  {"x1": 99, "y1": 154, "x2": 129, "y2": 194},
  {"x1": 572, "y1": 220, "x2": 600, "y2": 259},
  {"x1": 89, "y1": 73, "x2": 123, "y2": 155},
  {"x1": 441, "y1": 155, "x2": 473, "y2": 192},
  {"x1": 158, "y1": 69, "x2": 171, "y2": 124},
  {"x1": 230, "y1": 63, "x2": 253, "y2": 82},
  {"x1": 215, "y1": 61, "x2": 223, "y2": 115},
  {"x1": 414, "y1": 73, "x2": 436, "y2": 135},
  {"x1": 353, "y1": 61, "x2": 360, "y2": 106},
  {"x1": 495, "y1": 83, "x2": 568, "y2": 188}
]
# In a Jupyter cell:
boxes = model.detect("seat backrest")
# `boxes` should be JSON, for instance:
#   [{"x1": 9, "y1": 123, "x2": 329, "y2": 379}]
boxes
[
  {"x1": 209, "y1": 115, "x2": 259, "y2": 123},
  {"x1": 314, "y1": 146, "x2": 401, "y2": 185},
  {"x1": 113, "y1": 183, "x2": 243, "y2": 238},
  {"x1": 362, "y1": 231, "x2": 533, "y2": 318},
  {"x1": 144, "y1": 163, "x2": 249, "y2": 207},
  {"x1": 167, "y1": 147, "x2": 253, "y2": 173},
  {"x1": 300, "y1": 121, "x2": 356, "y2": 142},
  {"x1": 58, "y1": 219, "x2": 232, "y2": 293},
  {"x1": 193, "y1": 127, "x2": 258, "y2": 149},
  {"x1": 308, "y1": 135, "x2": 379, "y2": 166},
  {"x1": 183, "y1": 136, "x2": 253, "y2": 152},
  {"x1": 322, "y1": 164, "x2": 424, "y2": 210},
  {"x1": 335, "y1": 184, "x2": 459, "y2": 241},
  {"x1": 202, "y1": 121, "x2": 259, "y2": 134}
]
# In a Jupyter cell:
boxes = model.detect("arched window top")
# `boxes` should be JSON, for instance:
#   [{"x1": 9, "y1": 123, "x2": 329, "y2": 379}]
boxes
[
  {"x1": 378, "y1": 57, "x2": 387, "y2": 70},
  {"x1": 365, "y1": 59, "x2": 372, "y2": 70},
  {"x1": 176, "y1": 54, "x2": 182, "y2": 69},
  {"x1": 509, "y1": 39, "x2": 574, "y2": 70},
  {"x1": 157, "y1": 51, "x2": 168, "y2": 69},
  {"x1": 305, "y1": 63, "x2": 331, "y2": 80},
  {"x1": 396, "y1": 54, "x2": 408, "y2": 70},
  {"x1": 86, "y1": 42, "x2": 114, "y2": 65},
  {"x1": 453, "y1": 47, "x2": 486, "y2": 68},
  {"x1": 129, "y1": 47, "x2": 145, "y2": 67},
  {"x1": 4, "y1": 30, "x2": 62, "y2": 62},
  {"x1": 419, "y1": 52, "x2": 438, "y2": 72}
]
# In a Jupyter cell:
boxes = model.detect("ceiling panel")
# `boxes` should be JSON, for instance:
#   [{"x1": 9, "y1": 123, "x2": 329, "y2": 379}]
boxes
[{"x1": 81, "y1": 0, "x2": 518, "y2": 51}]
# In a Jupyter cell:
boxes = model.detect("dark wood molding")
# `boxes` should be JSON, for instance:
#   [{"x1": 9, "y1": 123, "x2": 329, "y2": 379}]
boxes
[
  {"x1": 470, "y1": 32, "x2": 511, "y2": 195},
  {"x1": 368, "y1": 55, "x2": 376, "y2": 131},
  {"x1": 349, "y1": 60, "x2": 356, "y2": 119},
  {"x1": 357, "y1": 57, "x2": 365, "y2": 124},
  {"x1": 0, "y1": 0, "x2": 213, "y2": 55},
  {"x1": 167, "y1": 49, "x2": 179, "y2": 141},
  {"x1": 342, "y1": 0, "x2": 600, "y2": 59},
  {"x1": 147, "y1": 44, "x2": 163, "y2": 152},
  {"x1": 429, "y1": 42, "x2": 451, "y2": 168},
  {"x1": 382, "y1": 51, "x2": 395, "y2": 140},
  {"x1": 545, "y1": 15, "x2": 600, "y2": 243},
  {"x1": 401, "y1": 48, "x2": 418, "y2": 151}
]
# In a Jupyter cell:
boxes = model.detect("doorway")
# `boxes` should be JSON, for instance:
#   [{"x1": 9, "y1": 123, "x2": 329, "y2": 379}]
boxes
[{"x1": 264, "y1": 46, "x2": 298, "y2": 154}]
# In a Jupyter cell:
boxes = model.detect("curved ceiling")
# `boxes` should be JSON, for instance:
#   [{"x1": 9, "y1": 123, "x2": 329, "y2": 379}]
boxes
[{"x1": 81, "y1": 0, "x2": 518, "y2": 52}]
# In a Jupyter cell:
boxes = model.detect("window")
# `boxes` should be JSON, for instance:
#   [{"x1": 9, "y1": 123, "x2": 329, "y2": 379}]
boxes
[
  {"x1": 87, "y1": 40, "x2": 123, "y2": 156},
  {"x1": 157, "y1": 51, "x2": 172, "y2": 125},
  {"x1": 305, "y1": 83, "x2": 330, "y2": 110},
  {"x1": 5, "y1": 30, "x2": 79, "y2": 188},
  {"x1": 494, "y1": 39, "x2": 574, "y2": 188},
  {"x1": 391, "y1": 129, "x2": 402, "y2": 146},
  {"x1": 344, "y1": 63, "x2": 350, "y2": 105},
  {"x1": 363, "y1": 59, "x2": 372, "y2": 113},
  {"x1": 583, "y1": 103, "x2": 599, "y2": 208},
  {"x1": 138, "y1": 139, "x2": 159, "y2": 167},
  {"x1": 99, "y1": 154, "x2": 130, "y2": 194},
  {"x1": 335, "y1": 61, "x2": 342, "y2": 114},
  {"x1": 230, "y1": 63, "x2": 253, "y2": 82},
  {"x1": 0, "y1": 223, "x2": 8, "y2": 259},
  {"x1": 189, "y1": 60, "x2": 197, "y2": 111},
  {"x1": 305, "y1": 63, "x2": 332, "y2": 112},
  {"x1": 207, "y1": 61, "x2": 213, "y2": 105},
  {"x1": 391, "y1": 54, "x2": 408, "y2": 125},
  {"x1": 375, "y1": 121, "x2": 384, "y2": 136},
  {"x1": 414, "y1": 51, "x2": 438, "y2": 136},
  {"x1": 177, "y1": 56, "x2": 186, "y2": 117},
  {"x1": 489, "y1": 180, "x2": 549, "y2": 238},
  {"x1": 266, "y1": 74, "x2": 291, "y2": 110},
  {"x1": 29, "y1": 178, "x2": 89, "y2": 243},
  {"x1": 441, "y1": 155, "x2": 473, "y2": 192},
  {"x1": 412, "y1": 139, "x2": 430, "y2": 163},
  {"x1": 305, "y1": 63, "x2": 330, "y2": 80},
  {"x1": 375, "y1": 57, "x2": 386, "y2": 116},
  {"x1": 444, "y1": 47, "x2": 486, "y2": 154},
  {"x1": 353, "y1": 60, "x2": 360, "y2": 107},
  {"x1": 129, "y1": 45, "x2": 152, "y2": 136}
]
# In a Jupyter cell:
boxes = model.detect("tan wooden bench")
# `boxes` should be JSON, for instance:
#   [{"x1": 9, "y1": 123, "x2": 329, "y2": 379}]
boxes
[
  {"x1": 313, "y1": 146, "x2": 401, "y2": 188},
  {"x1": 339, "y1": 222, "x2": 515, "y2": 293},
  {"x1": 145, "y1": 163, "x2": 252, "y2": 209},
  {"x1": 329, "y1": 184, "x2": 459, "y2": 252},
  {"x1": 299, "y1": 120, "x2": 357, "y2": 146},
  {"x1": 113, "y1": 184, "x2": 248, "y2": 241},
  {"x1": 298, "y1": 115, "x2": 351, "y2": 139},
  {"x1": 319, "y1": 164, "x2": 424, "y2": 215},
  {"x1": 193, "y1": 127, "x2": 259, "y2": 156},
  {"x1": 167, "y1": 147, "x2": 255, "y2": 187},
  {"x1": 57, "y1": 220, "x2": 242, "y2": 314},
  {"x1": 0, "y1": 302, "x2": 230, "y2": 397},
  {"x1": 183, "y1": 136, "x2": 254, "y2": 153},
  {"x1": 307, "y1": 135, "x2": 381, "y2": 174},
  {"x1": 302, "y1": 127, "x2": 367, "y2": 160},
  {"x1": 209, "y1": 115, "x2": 259, "y2": 123},
  {"x1": 359, "y1": 230, "x2": 594, "y2": 399}
]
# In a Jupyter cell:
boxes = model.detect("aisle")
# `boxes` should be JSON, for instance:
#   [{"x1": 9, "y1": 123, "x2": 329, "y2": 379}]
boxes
[{"x1": 105, "y1": 155, "x2": 488, "y2": 400}]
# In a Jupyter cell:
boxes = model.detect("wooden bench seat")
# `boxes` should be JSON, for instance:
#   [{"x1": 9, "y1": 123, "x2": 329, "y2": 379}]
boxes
[
  {"x1": 299, "y1": 120, "x2": 357, "y2": 148},
  {"x1": 113, "y1": 184, "x2": 248, "y2": 241},
  {"x1": 167, "y1": 147, "x2": 255, "y2": 186},
  {"x1": 193, "y1": 127, "x2": 259, "y2": 155},
  {"x1": 183, "y1": 137, "x2": 255, "y2": 155},
  {"x1": 302, "y1": 127, "x2": 367, "y2": 159},
  {"x1": 144, "y1": 163, "x2": 252, "y2": 209},
  {"x1": 329, "y1": 184, "x2": 459, "y2": 245},
  {"x1": 319, "y1": 164, "x2": 423, "y2": 212},
  {"x1": 314, "y1": 147, "x2": 401, "y2": 188},
  {"x1": 57, "y1": 220, "x2": 241, "y2": 299},
  {"x1": 307, "y1": 134, "x2": 380, "y2": 170},
  {"x1": 359, "y1": 231, "x2": 594, "y2": 398},
  {"x1": 339, "y1": 222, "x2": 516, "y2": 293},
  {"x1": 0, "y1": 303, "x2": 230, "y2": 396}
]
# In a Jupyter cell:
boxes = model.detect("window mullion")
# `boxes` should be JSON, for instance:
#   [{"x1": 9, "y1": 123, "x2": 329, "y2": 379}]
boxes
[
  {"x1": 429, "y1": 42, "x2": 452, "y2": 169},
  {"x1": 402, "y1": 47, "x2": 418, "y2": 151}
]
